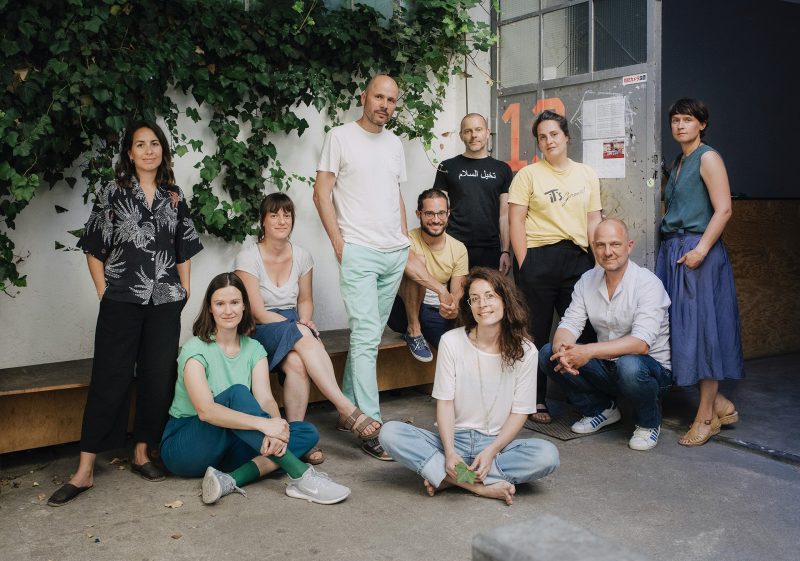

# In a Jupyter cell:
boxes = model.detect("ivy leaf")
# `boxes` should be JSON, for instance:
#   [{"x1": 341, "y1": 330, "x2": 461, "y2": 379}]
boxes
[
  {"x1": 67, "y1": 228, "x2": 84, "y2": 239},
  {"x1": 175, "y1": 145, "x2": 188, "y2": 157},
  {"x1": 455, "y1": 462, "x2": 476, "y2": 485},
  {"x1": 54, "y1": 205, "x2": 69, "y2": 214}
]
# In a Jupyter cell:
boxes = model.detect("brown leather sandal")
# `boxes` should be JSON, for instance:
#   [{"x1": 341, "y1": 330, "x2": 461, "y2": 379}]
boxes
[
  {"x1": 301, "y1": 446, "x2": 325, "y2": 465},
  {"x1": 679, "y1": 417, "x2": 721, "y2": 447},
  {"x1": 337, "y1": 407, "x2": 381, "y2": 440}
]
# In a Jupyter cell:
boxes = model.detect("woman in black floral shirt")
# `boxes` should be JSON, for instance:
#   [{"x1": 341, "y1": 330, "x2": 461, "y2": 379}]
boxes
[{"x1": 49, "y1": 121, "x2": 203, "y2": 507}]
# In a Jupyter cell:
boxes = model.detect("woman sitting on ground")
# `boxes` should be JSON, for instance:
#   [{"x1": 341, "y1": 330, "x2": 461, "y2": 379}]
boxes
[
  {"x1": 159, "y1": 272, "x2": 351, "y2": 505},
  {"x1": 379, "y1": 267, "x2": 560, "y2": 505},
  {"x1": 234, "y1": 193, "x2": 384, "y2": 461}
]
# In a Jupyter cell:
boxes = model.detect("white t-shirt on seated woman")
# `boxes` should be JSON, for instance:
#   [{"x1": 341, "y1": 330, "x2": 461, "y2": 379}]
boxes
[
  {"x1": 234, "y1": 243, "x2": 313, "y2": 311},
  {"x1": 432, "y1": 327, "x2": 538, "y2": 436}
]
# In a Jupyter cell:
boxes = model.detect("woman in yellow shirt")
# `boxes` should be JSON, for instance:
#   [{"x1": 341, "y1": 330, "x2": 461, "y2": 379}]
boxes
[{"x1": 508, "y1": 110, "x2": 602, "y2": 425}]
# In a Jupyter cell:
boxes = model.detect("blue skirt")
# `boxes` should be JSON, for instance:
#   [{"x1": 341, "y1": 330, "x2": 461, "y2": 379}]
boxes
[
  {"x1": 655, "y1": 233, "x2": 744, "y2": 386},
  {"x1": 252, "y1": 308, "x2": 303, "y2": 372}
]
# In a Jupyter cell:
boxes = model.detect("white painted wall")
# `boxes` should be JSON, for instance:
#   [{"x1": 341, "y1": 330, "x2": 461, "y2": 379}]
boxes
[{"x1": 0, "y1": 5, "x2": 493, "y2": 369}]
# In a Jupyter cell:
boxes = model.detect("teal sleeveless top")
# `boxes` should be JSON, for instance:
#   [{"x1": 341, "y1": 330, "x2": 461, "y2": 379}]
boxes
[{"x1": 661, "y1": 144, "x2": 715, "y2": 234}]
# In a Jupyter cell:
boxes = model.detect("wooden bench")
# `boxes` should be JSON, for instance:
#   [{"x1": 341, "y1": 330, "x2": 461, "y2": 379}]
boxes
[{"x1": 0, "y1": 328, "x2": 435, "y2": 454}]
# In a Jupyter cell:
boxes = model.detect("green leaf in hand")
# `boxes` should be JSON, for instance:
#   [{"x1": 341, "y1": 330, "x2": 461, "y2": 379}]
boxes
[{"x1": 455, "y1": 462, "x2": 476, "y2": 485}]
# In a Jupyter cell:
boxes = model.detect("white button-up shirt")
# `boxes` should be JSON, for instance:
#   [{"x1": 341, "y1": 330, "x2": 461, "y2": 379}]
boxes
[{"x1": 559, "y1": 260, "x2": 671, "y2": 369}]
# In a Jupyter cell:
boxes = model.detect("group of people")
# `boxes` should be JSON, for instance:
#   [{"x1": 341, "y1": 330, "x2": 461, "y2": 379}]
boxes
[{"x1": 47, "y1": 73, "x2": 744, "y2": 509}]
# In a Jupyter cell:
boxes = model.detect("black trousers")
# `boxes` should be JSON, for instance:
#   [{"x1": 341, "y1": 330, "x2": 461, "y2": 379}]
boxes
[
  {"x1": 515, "y1": 241, "x2": 597, "y2": 403},
  {"x1": 466, "y1": 245, "x2": 501, "y2": 271},
  {"x1": 80, "y1": 298, "x2": 183, "y2": 452}
]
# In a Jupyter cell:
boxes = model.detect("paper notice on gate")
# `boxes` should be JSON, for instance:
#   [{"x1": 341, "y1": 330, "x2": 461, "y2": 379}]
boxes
[
  {"x1": 583, "y1": 138, "x2": 626, "y2": 179},
  {"x1": 581, "y1": 97, "x2": 625, "y2": 140}
]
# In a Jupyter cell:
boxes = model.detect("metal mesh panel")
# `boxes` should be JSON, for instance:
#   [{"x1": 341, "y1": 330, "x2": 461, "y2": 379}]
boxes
[
  {"x1": 542, "y1": 4, "x2": 589, "y2": 79},
  {"x1": 499, "y1": 17, "x2": 540, "y2": 88},
  {"x1": 594, "y1": 0, "x2": 647, "y2": 70},
  {"x1": 499, "y1": 0, "x2": 540, "y2": 21}
]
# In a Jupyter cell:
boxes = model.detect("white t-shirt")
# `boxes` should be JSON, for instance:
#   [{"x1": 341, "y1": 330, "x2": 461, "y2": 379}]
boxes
[
  {"x1": 432, "y1": 328, "x2": 538, "y2": 436},
  {"x1": 317, "y1": 121, "x2": 409, "y2": 251},
  {"x1": 233, "y1": 243, "x2": 313, "y2": 310}
]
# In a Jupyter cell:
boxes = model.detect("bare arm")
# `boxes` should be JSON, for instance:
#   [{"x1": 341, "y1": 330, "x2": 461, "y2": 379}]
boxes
[
  {"x1": 587, "y1": 210, "x2": 602, "y2": 247},
  {"x1": 399, "y1": 190, "x2": 408, "y2": 237},
  {"x1": 498, "y1": 193, "x2": 511, "y2": 273},
  {"x1": 250, "y1": 356, "x2": 282, "y2": 419},
  {"x1": 509, "y1": 203, "x2": 528, "y2": 266},
  {"x1": 86, "y1": 254, "x2": 106, "y2": 299},
  {"x1": 405, "y1": 251, "x2": 449, "y2": 299},
  {"x1": 312, "y1": 171, "x2": 344, "y2": 263},
  {"x1": 235, "y1": 270, "x2": 292, "y2": 325},
  {"x1": 679, "y1": 151, "x2": 733, "y2": 269},
  {"x1": 176, "y1": 259, "x2": 191, "y2": 300},
  {"x1": 436, "y1": 399, "x2": 464, "y2": 480},
  {"x1": 184, "y1": 357, "x2": 286, "y2": 439}
]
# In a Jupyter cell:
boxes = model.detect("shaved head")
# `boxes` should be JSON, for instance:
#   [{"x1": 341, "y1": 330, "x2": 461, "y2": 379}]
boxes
[
  {"x1": 364, "y1": 74, "x2": 398, "y2": 96},
  {"x1": 595, "y1": 217, "x2": 630, "y2": 240},
  {"x1": 460, "y1": 113, "x2": 488, "y2": 131},
  {"x1": 358, "y1": 74, "x2": 399, "y2": 132}
]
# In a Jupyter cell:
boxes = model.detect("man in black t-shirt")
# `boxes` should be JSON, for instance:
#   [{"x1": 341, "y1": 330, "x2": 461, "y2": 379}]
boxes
[{"x1": 433, "y1": 113, "x2": 513, "y2": 273}]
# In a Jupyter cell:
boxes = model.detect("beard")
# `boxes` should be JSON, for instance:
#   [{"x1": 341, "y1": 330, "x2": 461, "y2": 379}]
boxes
[{"x1": 420, "y1": 222, "x2": 446, "y2": 237}]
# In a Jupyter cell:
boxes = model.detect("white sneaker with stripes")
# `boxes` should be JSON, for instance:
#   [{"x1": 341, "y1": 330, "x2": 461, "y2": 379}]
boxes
[
  {"x1": 628, "y1": 425, "x2": 660, "y2": 451},
  {"x1": 571, "y1": 402, "x2": 622, "y2": 434}
]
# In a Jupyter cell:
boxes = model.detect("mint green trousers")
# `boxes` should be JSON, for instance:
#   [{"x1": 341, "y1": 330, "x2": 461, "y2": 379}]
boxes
[{"x1": 338, "y1": 242, "x2": 408, "y2": 421}]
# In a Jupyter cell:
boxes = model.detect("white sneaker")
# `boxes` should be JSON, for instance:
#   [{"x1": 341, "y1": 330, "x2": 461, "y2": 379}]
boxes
[
  {"x1": 629, "y1": 425, "x2": 660, "y2": 451},
  {"x1": 571, "y1": 402, "x2": 622, "y2": 434},
  {"x1": 202, "y1": 466, "x2": 246, "y2": 504},
  {"x1": 285, "y1": 466, "x2": 351, "y2": 505}
]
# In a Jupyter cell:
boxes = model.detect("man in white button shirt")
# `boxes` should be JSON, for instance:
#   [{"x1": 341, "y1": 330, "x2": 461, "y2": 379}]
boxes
[{"x1": 538, "y1": 218, "x2": 673, "y2": 450}]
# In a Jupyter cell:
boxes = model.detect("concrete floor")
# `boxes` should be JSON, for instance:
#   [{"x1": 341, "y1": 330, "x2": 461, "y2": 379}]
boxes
[{"x1": 1, "y1": 354, "x2": 799, "y2": 561}]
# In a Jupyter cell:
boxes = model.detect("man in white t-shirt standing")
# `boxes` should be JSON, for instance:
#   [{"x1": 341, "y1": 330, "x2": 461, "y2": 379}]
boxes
[{"x1": 313, "y1": 74, "x2": 410, "y2": 460}]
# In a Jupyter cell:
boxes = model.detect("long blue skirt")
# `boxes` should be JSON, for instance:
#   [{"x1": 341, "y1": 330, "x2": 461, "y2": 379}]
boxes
[
  {"x1": 655, "y1": 233, "x2": 744, "y2": 387},
  {"x1": 251, "y1": 308, "x2": 303, "y2": 372}
]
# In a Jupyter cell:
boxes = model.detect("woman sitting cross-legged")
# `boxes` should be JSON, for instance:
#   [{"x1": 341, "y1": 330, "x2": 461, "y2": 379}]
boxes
[
  {"x1": 234, "y1": 193, "x2": 384, "y2": 461},
  {"x1": 159, "y1": 272, "x2": 351, "y2": 505},
  {"x1": 379, "y1": 267, "x2": 560, "y2": 505}
]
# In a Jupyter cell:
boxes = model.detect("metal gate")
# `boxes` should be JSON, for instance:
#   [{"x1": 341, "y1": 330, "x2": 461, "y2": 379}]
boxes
[{"x1": 493, "y1": 0, "x2": 661, "y2": 267}]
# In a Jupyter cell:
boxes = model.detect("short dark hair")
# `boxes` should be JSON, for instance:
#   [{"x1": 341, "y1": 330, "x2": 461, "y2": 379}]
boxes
[
  {"x1": 193, "y1": 272, "x2": 256, "y2": 343},
  {"x1": 668, "y1": 98, "x2": 709, "y2": 139},
  {"x1": 258, "y1": 192, "x2": 296, "y2": 241},
  {"x1": 115, "y1": 120, "x2": 175, "y2": 189},
  {"x1": 459, "y1": 267, "x2": 530, "y2": 367},
  {"x1": 532, "y1": 109, "x2": 569, "y2": 139},
  {"x1": 417, "y1": 188, "x2": 449, "y2": 211}
]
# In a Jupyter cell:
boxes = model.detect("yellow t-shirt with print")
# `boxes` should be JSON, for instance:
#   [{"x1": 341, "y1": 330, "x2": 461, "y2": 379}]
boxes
[
  {"x1": 507, "y1": 159, "x2": 601, "y2": 249},
  {"x1": 408, "y1": 228, "x2": 469, "y2": 306}
]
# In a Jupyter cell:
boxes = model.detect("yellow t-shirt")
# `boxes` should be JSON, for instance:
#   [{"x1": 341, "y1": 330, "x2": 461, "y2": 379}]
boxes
[
  {"x1": 408, "y1": 228, "x2": 469, "y2": 306},
  {"x1": 507, "y1": 159, "x2": 602, "y2": 249}
]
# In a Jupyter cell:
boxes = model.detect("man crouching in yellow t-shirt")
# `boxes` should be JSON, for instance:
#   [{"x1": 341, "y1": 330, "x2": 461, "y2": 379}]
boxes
[{"x1": 388, "y1": 188, "x2": 469, "y2": 362}]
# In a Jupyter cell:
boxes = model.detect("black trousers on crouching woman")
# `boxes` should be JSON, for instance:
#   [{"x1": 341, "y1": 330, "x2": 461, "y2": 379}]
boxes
[{"x1": 80, "y1": 298, "x2": 184, "y2": 453}]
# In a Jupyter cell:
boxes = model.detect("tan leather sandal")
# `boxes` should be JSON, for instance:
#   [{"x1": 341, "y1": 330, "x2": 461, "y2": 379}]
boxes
[
  {"x1": 714, "y1": 396, "x2": 739, "y2": 426},
  {"x1": 679, "y1": 416, "x2": 721, "y2": 447}
]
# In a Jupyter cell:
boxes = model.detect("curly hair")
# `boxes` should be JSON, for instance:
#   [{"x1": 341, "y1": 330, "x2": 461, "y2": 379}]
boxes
[
  {"x1": 458, "y1": 267, "x2": 530, "y2": 367},
  {"x1": 115, "y1": 120, "x2": 175, "y2": 189},
  {"x1": 193, "y1": 272, "x2": 256, "y2": 343}
]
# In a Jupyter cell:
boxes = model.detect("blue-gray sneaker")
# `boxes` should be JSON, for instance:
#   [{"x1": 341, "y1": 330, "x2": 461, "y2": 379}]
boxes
[
  {"x1": 402, "y1": 333, "x2": 433, "y2": 362},
  {"x1": 285, "y1": 466, "x2": 351, "y2": 505},
  {"x1": 202, "y1": 466, "x2": 246, "y2": 504}
]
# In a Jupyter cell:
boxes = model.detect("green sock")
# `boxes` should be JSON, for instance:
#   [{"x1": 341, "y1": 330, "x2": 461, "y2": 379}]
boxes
[
  {"x1": 229, "y1": 460, "x2": 260, "y2": 487},
  {"x1": 269, "y1": 450, "x2": 309, "y2": 479}
]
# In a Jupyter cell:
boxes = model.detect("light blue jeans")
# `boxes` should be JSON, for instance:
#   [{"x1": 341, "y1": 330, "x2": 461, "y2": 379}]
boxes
[
  {"x1": 379, "y1": 421, "x2": 560, "y2": 488},
  {"x1": 339, "y1": 242, "x2": 408, "y2": 421}
]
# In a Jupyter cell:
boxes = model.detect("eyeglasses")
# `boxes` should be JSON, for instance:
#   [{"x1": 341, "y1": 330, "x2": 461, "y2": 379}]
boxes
[
  {"x1": 421, "y1": 210, "x2": 449, "y2": 219},
  {"x1": 467, "y1": 293, "x2": 498, "y2": 307}
]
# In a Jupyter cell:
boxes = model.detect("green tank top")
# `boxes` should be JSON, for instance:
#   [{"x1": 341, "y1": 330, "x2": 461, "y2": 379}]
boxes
[{"x1": 661, "y1": 144, "x2": 715, "y2": 234}]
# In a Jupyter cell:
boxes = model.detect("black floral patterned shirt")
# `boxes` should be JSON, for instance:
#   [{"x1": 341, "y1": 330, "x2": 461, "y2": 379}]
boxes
[{"x1": 77, "y1": 179, "x2": 203, "y2": 305}]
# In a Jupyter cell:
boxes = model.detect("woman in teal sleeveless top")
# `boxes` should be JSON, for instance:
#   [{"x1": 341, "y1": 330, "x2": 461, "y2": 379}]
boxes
[{"x1": 655, "y1": 98, "x2": 744, "y2": 447}]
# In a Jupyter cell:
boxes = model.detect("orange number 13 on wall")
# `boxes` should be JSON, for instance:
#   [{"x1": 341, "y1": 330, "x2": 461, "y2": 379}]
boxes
[{"x1": 502, "y1": 98, "x2": 566, "y2": 171}]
